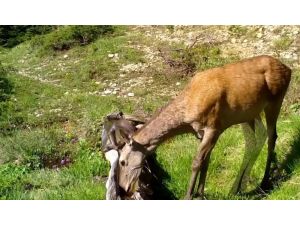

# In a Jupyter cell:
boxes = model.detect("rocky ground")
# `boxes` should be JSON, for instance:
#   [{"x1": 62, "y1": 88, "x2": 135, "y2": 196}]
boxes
[{"x1": 98, "y1": 26, "x2": 300, "y2": 102}]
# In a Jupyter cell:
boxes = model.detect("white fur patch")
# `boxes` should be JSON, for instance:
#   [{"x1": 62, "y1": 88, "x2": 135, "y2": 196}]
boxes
[
  {"x1": 104, "y1": 149, "x2": 119, "y2": 164},
  {"x1": 105, "y1": 149, "x2": 119, "y2": 191}
]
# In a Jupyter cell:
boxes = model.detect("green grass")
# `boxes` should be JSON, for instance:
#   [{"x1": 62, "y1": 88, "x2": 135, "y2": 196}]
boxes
[
  {"x1": 155, "y1": 116, "x2": 300, "y2": 199},
  {"x1": 0, "y1": 146, "x2": 109, "y2": 200},
  {"x1": 0, "y1": 26, "x2": 300, "y2": 200}
]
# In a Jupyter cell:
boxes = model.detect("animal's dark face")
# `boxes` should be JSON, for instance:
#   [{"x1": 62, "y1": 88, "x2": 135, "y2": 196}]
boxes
[
  {"x1": 118, "y1": 140, "x2": 146, "y2": 194},
  {"x1": 106, "y1": 111, "x2": 123, "y2": 120}
]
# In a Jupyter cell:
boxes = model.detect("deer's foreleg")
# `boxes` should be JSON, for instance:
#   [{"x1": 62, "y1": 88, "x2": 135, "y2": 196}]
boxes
[
  {"x1": 196, "y1": 151, "x2": 212, "y2": 199},
  {"x1": 185, "y1": 128, "x2": 219, "y2": 200}
]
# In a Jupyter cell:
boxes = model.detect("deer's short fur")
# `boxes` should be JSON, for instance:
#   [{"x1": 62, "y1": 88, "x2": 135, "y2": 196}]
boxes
[{"x1": 118, "y1": 55, "x2": 291, "y2": 199}]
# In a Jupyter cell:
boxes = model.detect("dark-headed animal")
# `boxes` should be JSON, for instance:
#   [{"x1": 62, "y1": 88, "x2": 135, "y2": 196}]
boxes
[{"x1": 101, "y1": 112, "x2": 146, "y2": 199}]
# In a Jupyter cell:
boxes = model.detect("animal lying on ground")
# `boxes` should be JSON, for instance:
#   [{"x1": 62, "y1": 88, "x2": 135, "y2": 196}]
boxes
[
  {"x1": 101, "y1": 112, "x2": 153, "y2": 199},
  {"x1": 117, "y1": 55, "x2": 291, "y2": 199}
]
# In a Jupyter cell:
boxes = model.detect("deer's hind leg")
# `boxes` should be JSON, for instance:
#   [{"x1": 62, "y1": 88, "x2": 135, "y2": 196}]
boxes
[
  {"x1": 185, "y1": 128, "x2": 220, "y2": 200},
  {"x1": 230, "y1": 117, "x2": 267, "y2": 195},
  {"x1": 260, "y1": 97, "x2": 284, "y2": 190}
]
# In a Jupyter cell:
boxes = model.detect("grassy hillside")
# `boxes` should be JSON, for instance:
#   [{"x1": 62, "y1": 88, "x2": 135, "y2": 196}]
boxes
[{"x1": 0, "y1": 25, "x2": 300, "y2": 200}]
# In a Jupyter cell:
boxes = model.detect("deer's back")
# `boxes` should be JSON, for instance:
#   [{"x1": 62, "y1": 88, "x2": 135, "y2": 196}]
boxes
[{"x1": 182, "y1": 55, "x2": 291, "y2": 128}]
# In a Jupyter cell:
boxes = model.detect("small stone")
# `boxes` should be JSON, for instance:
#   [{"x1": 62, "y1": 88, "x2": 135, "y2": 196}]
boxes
[
  {"x1": 243, "y1": 39, "x2": 248, "y2": 43},
  {"x1": 108, "y1": 54, "x2": 114, "y2": 58},
  {"x1": 95, "y1": 81, "x2": 101, "y2": 85},
  {"x1": 14, "y1": 159, "x2": 21, "y2": 165},
  {"x1": 104, "y1": 90, "x2": 112, "y2": 94},
  {"x1": 61, "y1": 159, "x2": 66, "y2": 165},
  {"x1": 128, "y1": 92, "x2": 134, "y2": 97},
  {"x1": 113, "y1": 53, "x2": 119, "y2": 62},
  {"x1": 292, "y1": 53, "x2": 298, "y2": 60},
  {"x1": 64, "y1": 91, "x2": 69, "y2": 95},
  {"x1": 257, "y1": 33, "x2": 263, "y2": 38},
  {"x1": 63, "y1": 54, "x2": 68, "y2": 59},
  {"x1": 293, "y1": 30, "x2": 299, "y2": 35},
  {"x1": 112, "y1": 90, "x2": 117, "y2": 95},
  {"x1": 176, "y1": 82, "x2": 181, "y2": 86},
  {"x1": 119, "y1": 74, "x2": 126, "y2": 78},
  {"x1": 231, "y1": 38, "x2": 236, "y2": 43}
]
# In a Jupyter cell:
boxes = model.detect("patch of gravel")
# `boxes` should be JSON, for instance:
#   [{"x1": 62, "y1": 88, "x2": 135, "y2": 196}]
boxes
[
  {"x1": 96, "y1": 25, "x2": 300, "y2": 101},
  {"x1": 120, "y1": 63, "x2": 149, "y2": 73},
  {"x1": 132, "y1": 25, "x2": 300, "y2": 66},
  {"x1": 17, "y1": 69, "x2": 62, "y2": 87}
]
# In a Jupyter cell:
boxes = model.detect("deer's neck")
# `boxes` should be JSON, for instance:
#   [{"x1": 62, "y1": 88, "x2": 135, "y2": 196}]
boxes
[{"x1": 133, "y1": 96, "x2": 186, "y2": 151}]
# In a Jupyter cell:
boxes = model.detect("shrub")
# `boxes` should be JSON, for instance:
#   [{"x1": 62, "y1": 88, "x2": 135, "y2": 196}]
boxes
[
  {"x1": 0, "y1": 62, "x2": 13, "y2": 102},
  {"x1": 71, "y1": 26, "x2": 114, "y2": 45},
  {"x1": 31, "y1": 25, "x2": 115, "y2": 54},
  {"x1": 0, "y1": 62, "x2": 15, "y2": 134},
  {"x1": 159, "y1": 42, "x2": 239, "y2": 76},
  {"x1": 0, "y1": 26, "x2": 55, "y2": 48}
]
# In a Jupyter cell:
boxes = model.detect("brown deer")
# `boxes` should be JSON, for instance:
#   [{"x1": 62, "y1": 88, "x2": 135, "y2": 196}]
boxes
[{"x1": 118, "y1": 55, "x2": 291, "y2": 199}]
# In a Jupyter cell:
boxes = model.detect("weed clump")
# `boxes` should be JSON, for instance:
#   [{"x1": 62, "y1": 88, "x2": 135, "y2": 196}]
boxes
[
  {"x1": 273, "y1": 36, "x2": 293, "y2": 52},
  {"x1": 159, "y1": 42, "x2": 239, "y2": 76},
  {"x1": 228, "y1": 25, "x2": 248, "y2": 38}
]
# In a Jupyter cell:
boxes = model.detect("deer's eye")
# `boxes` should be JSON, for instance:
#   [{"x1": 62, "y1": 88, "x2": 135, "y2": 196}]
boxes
[{"x1": 120, "y1": 160, "x2": 126, "y2": 166}]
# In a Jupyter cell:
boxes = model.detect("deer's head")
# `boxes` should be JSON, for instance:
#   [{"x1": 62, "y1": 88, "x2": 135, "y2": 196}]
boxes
[{"x1": 118, "y1": 139, "x2": 148, "y2": 194}]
